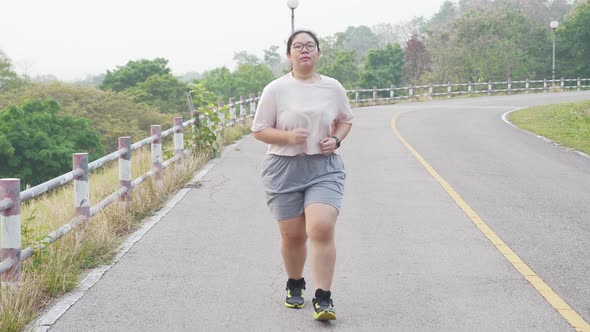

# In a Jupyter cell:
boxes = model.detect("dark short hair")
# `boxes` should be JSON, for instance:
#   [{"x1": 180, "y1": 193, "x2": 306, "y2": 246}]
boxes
[{"x1": 287, "y1": 30, "x2": 320, "y2": 55}]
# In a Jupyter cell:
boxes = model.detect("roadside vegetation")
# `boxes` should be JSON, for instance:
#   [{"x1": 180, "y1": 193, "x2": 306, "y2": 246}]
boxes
[
  {"x1": 0, "y1": 121, "x2": 251, "y2": 332},
  {"x1": 509, "y1": 100, "x2": 590, "y2": 154}
]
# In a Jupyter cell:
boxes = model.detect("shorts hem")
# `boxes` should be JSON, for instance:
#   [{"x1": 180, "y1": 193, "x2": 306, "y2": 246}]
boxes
[{"x1": 303, "y1": 201, "x2": 341, "y2": 215}]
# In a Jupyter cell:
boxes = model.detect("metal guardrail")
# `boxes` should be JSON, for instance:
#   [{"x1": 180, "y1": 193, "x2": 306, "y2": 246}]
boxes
[{"x1": 0, "y1": 94, "x2": 260, "y2": 285}]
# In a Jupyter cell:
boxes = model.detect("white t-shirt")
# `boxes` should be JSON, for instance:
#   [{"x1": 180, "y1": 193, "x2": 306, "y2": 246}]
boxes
[{"x1": 251, "y1": 73, "x2": 354, "y2": 156}]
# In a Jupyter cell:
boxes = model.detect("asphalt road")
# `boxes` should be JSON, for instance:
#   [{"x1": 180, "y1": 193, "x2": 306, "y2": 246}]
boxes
[{"x1": 46, "y1": 91, "x2": 590, "y2": 331}]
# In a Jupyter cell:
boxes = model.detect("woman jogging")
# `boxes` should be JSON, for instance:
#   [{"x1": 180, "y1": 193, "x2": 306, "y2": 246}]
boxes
[{"x1": 251, "y1": 29, "x2": 353, "y2": 321}]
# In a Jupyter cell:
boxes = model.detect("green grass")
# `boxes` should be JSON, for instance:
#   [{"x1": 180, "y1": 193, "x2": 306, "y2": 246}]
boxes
[{"x1": 509, "y1": 100, "x2": 590, "y2": 154}]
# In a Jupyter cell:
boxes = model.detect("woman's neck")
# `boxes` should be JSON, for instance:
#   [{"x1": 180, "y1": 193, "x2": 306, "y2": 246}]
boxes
[{"x1": 291, "y1": 70, "x2": 319, "y2": 82}]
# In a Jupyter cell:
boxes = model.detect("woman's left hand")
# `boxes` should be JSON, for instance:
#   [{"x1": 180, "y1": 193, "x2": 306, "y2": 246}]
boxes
[{"x1": 319, "y1": 137, "x2": 338, "y2": 155}]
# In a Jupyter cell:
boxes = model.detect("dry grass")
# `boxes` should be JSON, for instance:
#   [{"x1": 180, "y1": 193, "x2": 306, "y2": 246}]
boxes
[{"x1": 0, "y1": 121, "x2": 252, "y2": 332}]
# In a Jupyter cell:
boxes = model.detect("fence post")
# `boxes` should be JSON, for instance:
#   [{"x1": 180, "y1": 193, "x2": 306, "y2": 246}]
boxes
[
  {"x1": 217, "y1": 101, "x2": 225, "y2": 126},
  {"x1": 118, "y1": 137, "x2": 132, "y2": 204},
  {"x1": 250, "y1": 93, "x2": 256, "y2": 116},
  {"x1": 577, "y1": 78, "x2": 581, "y2": 92},
  {"x1": 488, "y1": 80, "x2": 492, "y2": 96},
  {"x1": 372, "y1": 87, "x2": 377, "y2": 105},
  {"x1": 174, "y1": 117, "x2": 184, "y2": 165},
  {"x1": 1, "y1": 178, "x2": 21, "y2": 285},
  {"x1": 507, "y1": 79, "x2": 512, "y2": 95},
  {"x1": 389, "y1": 85, "x2": 394, "y2": 100},
  {"x1": 428, "y1": 83, "x2": 433, "y2": 100},
  {"x1": 543, "y1": 79, "x2": 548, "y2": 93},
  {"x1": 355, "y1": 89, "x2": 359, "y2": 107},
  {"x1": 525, "y1": 79, "x2": 529, "y2": 94},
  {"x1": 447, "y1": 82, "x2": 452, "y2": 98},
  {"x1": 151, "y1": 125, "x2": 163, "y2": 184},
  {"x1": 230, "y1": 98, "x2": 237, "y2": 125},
  {"x1": 560, "y1": 77, "x2": 565, "y2": 90},
  {"x1": 409, "y1": 85, "x2": 414, "y2": 102},
  {"x1": 239, "y1": 96, "x2": 246, "y2": 123},
  {"x1": 468, "y1": 81, "x2": 472, "y2": 95},
  {"x1": 73, "y1": 153, "x2": 90, "y2": 221}
]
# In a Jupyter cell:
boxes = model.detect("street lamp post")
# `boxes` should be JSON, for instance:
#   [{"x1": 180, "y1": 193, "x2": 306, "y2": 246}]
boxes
[
  {"x1": 286, "y1": 0, "x2": 299, "y2": 34},
  {"x1": 550, "y1": 20, "x2": 559, "y2": 87}
]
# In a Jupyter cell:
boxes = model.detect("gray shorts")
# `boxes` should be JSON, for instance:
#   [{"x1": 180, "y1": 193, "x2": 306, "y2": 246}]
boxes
[{"x1": 261, "y1": 153, "x2": 346, "y2": 221}]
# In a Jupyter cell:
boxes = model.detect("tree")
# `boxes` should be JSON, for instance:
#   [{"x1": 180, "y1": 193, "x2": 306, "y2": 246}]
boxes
[
  {"x1": 360, "y1": 43, "x2": 405, "y2": 88},
  {"x1": 0, "y1": 50, "x2": 19, "y2": 92},
  {"x1": 264, "y1": 45, "x2": 283, "y2": 75},
  {"x1": 0, "y1": 81, "x2": 171, "y2": 152},
  {"x1": 337, "y1": 26, "x2": 380, "y2": 62},
  {"x1": 233, "y1": 51, "x2": 261, "y2": 66},
  {"x1": 100, "y1": 58, "x2": 171, "y2": 91},
  {"x1": 557, "y1": 1, "x2": 590, "y2": 78},
  {"x1": 198, "y1": 67, "x2": 237, "y2": 102},
  {"x1": 0, "y1": 99, "x2": 104, "y2": 187},
  {"x1": 125, "y1": 74, "x2": 190, "y2": 113},
  {"x1": 233, "y1": 63, "x2": 275, "y2": 98},
  {"x1": 317, "y1": 50, "x2": 360, "y2": 88},
  {"x1": 404, "y1": 34, "x2": 431, "y2": 83}
]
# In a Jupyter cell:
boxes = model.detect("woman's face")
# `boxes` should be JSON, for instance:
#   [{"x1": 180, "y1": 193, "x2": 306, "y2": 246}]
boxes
[{"x1": 288, "y1": 33, "x2": 320, "y2": 71}]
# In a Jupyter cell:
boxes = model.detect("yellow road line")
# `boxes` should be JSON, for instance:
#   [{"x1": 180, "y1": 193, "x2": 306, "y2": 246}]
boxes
[{"x1": 391, "y1": 113, "x2": 590, "y2": 332}]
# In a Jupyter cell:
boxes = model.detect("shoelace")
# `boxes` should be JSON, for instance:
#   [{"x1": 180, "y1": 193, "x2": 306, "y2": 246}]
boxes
[
  {"x1": 290, "y1": 286, "x2": 303, "y2": 297},
  {"x1": 317, "y1": 297, "x2": 333, "y2": 309}
]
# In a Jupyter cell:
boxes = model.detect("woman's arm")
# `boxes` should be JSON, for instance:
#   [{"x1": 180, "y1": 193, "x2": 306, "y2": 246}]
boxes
[
  {"x1": 319, "y1": 122, "x2": 352, "y2": 155},
  {"x1": 252, "y1": 127, "x2": 309, "y2": 145}
]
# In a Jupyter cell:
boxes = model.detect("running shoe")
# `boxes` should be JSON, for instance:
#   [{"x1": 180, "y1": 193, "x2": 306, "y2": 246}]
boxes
[
  {"x1": 313, "y1": 289, "x2": 336, "y2": 320},
  {"x1": 285, "y1": 278, "x2": 306, "y2": 309}
]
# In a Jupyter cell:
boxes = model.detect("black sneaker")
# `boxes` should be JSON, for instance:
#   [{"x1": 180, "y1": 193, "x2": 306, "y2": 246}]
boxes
[
  {"x1": 312, "y1": 289, "x2": 336, "y2": 320},
  {"x1": 285, "y1": 278, "x2": 306, "y2": 309}
]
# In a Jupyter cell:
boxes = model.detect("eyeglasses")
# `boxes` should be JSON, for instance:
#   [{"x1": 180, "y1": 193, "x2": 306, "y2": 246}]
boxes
[{"x1": 292, "y1": 42, "x2": 317, "y2": 52}]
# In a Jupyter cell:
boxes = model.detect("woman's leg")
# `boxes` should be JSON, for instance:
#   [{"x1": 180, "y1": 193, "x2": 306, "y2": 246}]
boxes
[
  {"x1": 277, "y1": 214, "x2": 307, "y2": 279},
  {"x1": 304, "y1": 203, "x2": 338, "y2": 290}
]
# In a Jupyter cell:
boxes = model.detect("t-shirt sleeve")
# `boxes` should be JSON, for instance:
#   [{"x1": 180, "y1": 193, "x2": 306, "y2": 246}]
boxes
[
  {"x1": 334, "y1": 84, "x2": 354, "y2": 124},
  {"x1": 251, "y1": 86, "x2": 276, "y2": 132}
]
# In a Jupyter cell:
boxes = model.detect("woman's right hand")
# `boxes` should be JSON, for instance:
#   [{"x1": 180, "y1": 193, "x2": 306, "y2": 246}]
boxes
[{"x1": 288, "y1": 128, "x2": 309, "y2": 145}]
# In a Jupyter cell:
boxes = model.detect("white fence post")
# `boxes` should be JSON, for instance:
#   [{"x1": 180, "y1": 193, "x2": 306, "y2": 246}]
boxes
[
  {"x1": 447, "y1": 82, "x2": 452, "y2": 98},
  {"x1": 409, "y1": 85, "x2": 414, "y2": 102},
  {"x1": 229, "y1": 98, "x2": 236, "y2": 125},
  {"x1": 507, "y1": 79, "x2": 512, "y2": 95},
  {"x1": 119, "y1": 136, "x2": 132, "y2": 204},
  {"x1": 389, "y1": 85, "x2": 394, "y2": 100},
  {"x1": 151, "y1": 125, "x2": 163, "y2": 184},
  {"x1": 543, "y1": 79, "x2": 548, "y2": 93},
  {"x1": 525, "y1": 79, "x2": 529, "y2": 94},
  {"x1": 355, "y1": 89, "x2": 359, "y2": 106},
  {"x1": 174, "y1": 117, "x2": 184, "y2": 164},
  {"x1": 577, "y1": 78, "x2": 581, "y2": 92},
  {"x1": 239, "y1": 96, "x2": 246, "y2": 123},
  {"x1": 372, "y1": 87, "x2": 377, "y2": 105},
  {"x1": 0, "y1": 178, "x2": 21, "y2": 285},
  {"x1": 468, "y1": 81, "x2": 473, "y2": 95},
  {"x1": 428, "y1": 83, "x2": 433, "y2": 100},
  {"x1": 488, "y1": 80, "x2": 492, "y2": 96},
  {"x1": 73, "y1": 153, "x2": 90, "y2": 221},
  {"x1": 560, "y1": 77, "x2": 565, "y2": 90},
  {"x1": 250, "y1": 93, "x2": 256, "y2": 116}
]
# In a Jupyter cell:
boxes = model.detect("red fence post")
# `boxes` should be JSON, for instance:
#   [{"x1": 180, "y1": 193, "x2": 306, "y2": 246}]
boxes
[
  {"x1": 1, "y1": 179, "x2": 21, "y2": 285},
  {"x1": 73, "y1": 153, "x2": 90, "y2": 220},
  {"x1": 119, "y1": 137, "x2": 132, "y2": 204},
  {"x1": 151, "y1": 125, "x2": 163, "y2": 184}
]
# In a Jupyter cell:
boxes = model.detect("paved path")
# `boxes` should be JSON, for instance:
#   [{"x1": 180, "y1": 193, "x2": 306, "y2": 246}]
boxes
[{"x1": 46, "y1": 92, "x2": 590, "y2": 331}]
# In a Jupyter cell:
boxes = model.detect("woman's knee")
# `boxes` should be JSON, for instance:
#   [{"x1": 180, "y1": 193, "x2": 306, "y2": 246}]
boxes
[
  {"x1": 280, "y1": 229, "x2": 307, "y2": 248},
  {"x1": 307, "y1": 221, "x2": 335, "y2": 243}
]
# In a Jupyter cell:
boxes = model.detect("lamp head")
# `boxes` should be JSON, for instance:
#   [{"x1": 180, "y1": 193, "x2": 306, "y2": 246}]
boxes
[
  {"x1": 550, "y1": 20, "x2": 559, "y2": 30},
  {"x1": 287, "y1": 0, "x2": 299, "y2": 9}
]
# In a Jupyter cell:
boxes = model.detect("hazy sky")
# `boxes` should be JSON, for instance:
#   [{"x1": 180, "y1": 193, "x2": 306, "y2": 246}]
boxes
[{"x1": 1, "y1": 0, "x2": 446, "y2": 81}]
